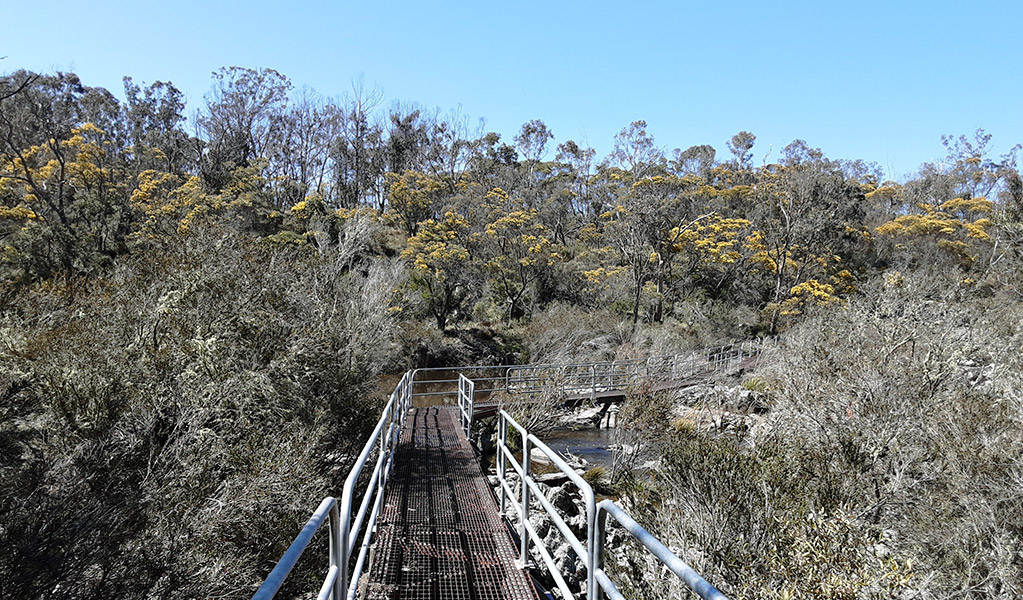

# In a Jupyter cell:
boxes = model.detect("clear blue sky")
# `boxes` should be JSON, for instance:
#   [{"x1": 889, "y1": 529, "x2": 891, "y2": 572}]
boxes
[{"x1": 5, "y1": 0, "x2": 1021, "y2": 181}]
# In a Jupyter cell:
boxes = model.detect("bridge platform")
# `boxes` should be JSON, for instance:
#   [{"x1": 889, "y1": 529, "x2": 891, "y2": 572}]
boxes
[{"x1": 363, "y1": 406, "x2": 538, "y2": 600}]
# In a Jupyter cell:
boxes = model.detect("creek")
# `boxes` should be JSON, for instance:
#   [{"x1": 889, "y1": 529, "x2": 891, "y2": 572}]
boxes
[{"x1": 538, "y1": 427, "x2": 616, "y2": 470}]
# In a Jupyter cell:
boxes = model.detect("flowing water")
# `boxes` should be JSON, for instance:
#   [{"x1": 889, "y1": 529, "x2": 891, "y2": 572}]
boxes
[{"x1": 539, "y1": 427, "x2": 616, "y2": 469}]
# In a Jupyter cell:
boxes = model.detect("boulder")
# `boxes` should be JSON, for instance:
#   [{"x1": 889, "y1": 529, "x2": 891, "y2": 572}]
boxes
[{"x1": 547, "y1": 485, "x2": 579, "y2": 517}]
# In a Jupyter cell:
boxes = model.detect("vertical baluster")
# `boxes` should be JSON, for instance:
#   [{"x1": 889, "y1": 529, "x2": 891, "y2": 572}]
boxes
[
  {"x1": 520, "y1": 432, "x2": 531, "y2": 566},
  {"x1": 592, "y1": 506, "x2": 609, "y2": 600},
  {"x1": 328, "y1": 502, "x2": 342, "y2": 600},
  {"x1": 498, "y1": 416, "x2": 507, "y2": 513}
]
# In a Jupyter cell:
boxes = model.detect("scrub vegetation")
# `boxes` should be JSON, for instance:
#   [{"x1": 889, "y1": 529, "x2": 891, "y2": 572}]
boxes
[{"x1": 1, "y1": 67, "x2": 1021, "y2": 599}]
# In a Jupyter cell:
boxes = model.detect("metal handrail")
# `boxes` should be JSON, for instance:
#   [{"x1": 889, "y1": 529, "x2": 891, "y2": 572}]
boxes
[
  {"x1": 497, "y1": 409, "x2": 598, "y2": 599},
  {"x1": 338, "y1": 370, "x2": 413, "y2": 600},
  {"x1": 412, "y1": 339, "x2": 767, "y2": 402},
  {"x1": 496, "y1": 407, "x2": 731, "y2": 600},
  {"x1": 251, "y1": 371, "x2": 413, "y2": 600},
  {"x1": 250, "y1": 497, "x2": 342, "y2": 600},
  {"x1": 594, "y1": 500, "x2": 728, "y2": 600}
]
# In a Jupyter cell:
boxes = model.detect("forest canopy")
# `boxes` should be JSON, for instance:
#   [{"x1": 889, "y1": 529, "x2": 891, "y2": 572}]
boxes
[{"x1": 2, "y1": 67, "x2": 1021, "y2": 328}]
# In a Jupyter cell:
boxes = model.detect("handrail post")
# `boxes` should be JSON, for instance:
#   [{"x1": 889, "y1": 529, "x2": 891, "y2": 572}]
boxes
[
  {"x1": 498, "y1": 414, "x2": 507, "y2": 513},
  {"x1": 338, "y1": 505, "x2": 351, "y2": 596},
  {"x1": 585, "y1": 490, "x2": 598, "y2": 600},
  {"x1": 458, "y1": 374, "x2": 466, "y2": 435},
  {"x1": 519, "y1": 432, "x2": 531, "y2": 566},
  {"x1": 468, "y1": 378, "x2": 475, "y2": 437},
  {"x1": 328, "y1": 502, "x2": 342, "y2": 600},
  {"x1": 592, "y1": 505, "x2": 608, "y2": 600},
  {"x1": 404, "y1": 370, "x2": 414, "y2": 411},
  {"x1": 457, "y1": 374, "x2": 475, "y2": 439}
]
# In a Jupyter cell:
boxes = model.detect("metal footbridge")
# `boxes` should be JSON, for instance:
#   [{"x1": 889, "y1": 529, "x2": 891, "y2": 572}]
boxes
[{"x1": 251, "y1": 342, "x2": 764, "y2": 600}]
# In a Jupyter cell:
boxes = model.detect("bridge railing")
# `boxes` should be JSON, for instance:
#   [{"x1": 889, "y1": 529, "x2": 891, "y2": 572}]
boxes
[
  {"x1": 410, "y1": 338, "x2": 770, "y2": 406},
  {"x1": 594, "y1": 500, "x2": 728, "y2": 600},
  {"x1": 337, "y1": 370, "x2": 413, "y2": 599},
  {"x1": 496, "y1": 407, "x2": 730, "y2": 600},
  {"x1": 250, "y1": 370, "x2": 413, "y2": 600},
  {"x1": 497, "y1": 409, "x2": 598, "y2": 599},
  {"x1": 250, "y1": 497, "x2": 343, "y2": 600},
  {"x1": 457, "y1": 373, "x2": 475, "y2": 437}
]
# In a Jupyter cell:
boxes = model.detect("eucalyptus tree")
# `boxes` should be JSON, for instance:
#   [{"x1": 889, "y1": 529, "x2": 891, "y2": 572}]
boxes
[
  {"x1": 122, "y1": 77, "x2": 194, "y2": 176},
  {"x1": 726, "y1": 130, "x2": 756, "y2": 171},
  {"x1": 670, "y1": 144, "x2": 716, "y2": 179},
  {"x1": 554, "y1": 140, "x2": 596, "y2": 216},
  {"x1": 198, "y1": 66, "x2": 292, "y2": 193},
  {"x1": 608, "y1": 120, "x2": 664, "y2": 176},
  {"x1": 423, "y1": 110, "x2": 481, "y2": 194},
  {"x1": 746, "y1": 142, "x2": 866, "y2": 331},
  {"x1": 384, "y1": 104, "x2": 431, "y2": 175},
  {"x1": 465, "y1": 131, "x2": 519, "y2": 193},
  {"x1": 263, "y1": 87, "x2": 339, "y2": 209},
  {"x1": 0, "y1": 71, "x2": 132, "y2": 283},
  {"x1": 331, "y1": 82, "x2": 386, "y2": 209}
]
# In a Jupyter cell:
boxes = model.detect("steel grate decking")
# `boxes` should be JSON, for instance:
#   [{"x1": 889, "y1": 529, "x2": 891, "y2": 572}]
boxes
[{"x1": 364, "y1": 406, "x2": 537, "y2": 600}]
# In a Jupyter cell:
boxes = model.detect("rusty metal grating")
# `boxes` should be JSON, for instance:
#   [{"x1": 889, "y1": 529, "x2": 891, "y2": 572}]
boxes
[{"x1": 365, "y1": 406, "x2": 537, "y2": 600}]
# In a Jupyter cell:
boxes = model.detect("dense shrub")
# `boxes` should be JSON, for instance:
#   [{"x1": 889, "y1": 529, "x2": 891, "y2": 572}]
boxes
[
  {"x1": 0, "y1": 225, "x2": 400, "y2": 599},
  {"x1": 612, "y1": 269, "x2": 1023, "y2": 599}
]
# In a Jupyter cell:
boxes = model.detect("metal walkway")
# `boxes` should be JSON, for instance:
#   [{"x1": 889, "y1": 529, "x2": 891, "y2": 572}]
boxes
[
  {"x1": 250, "y1": 343, "x2": 764, "y2": 600},
  {"x1": 363, "y1": 406, "x2": 536, "y2": 600}
]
